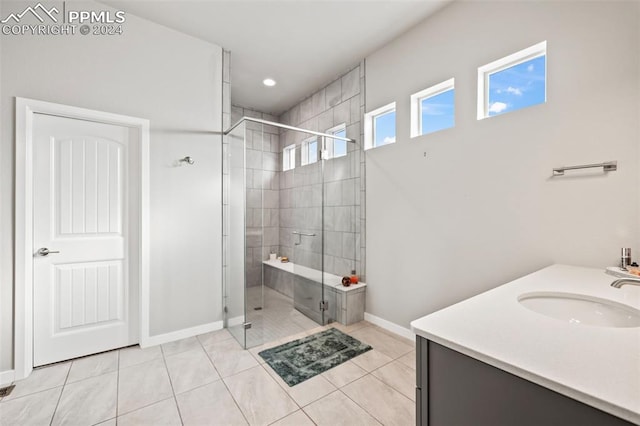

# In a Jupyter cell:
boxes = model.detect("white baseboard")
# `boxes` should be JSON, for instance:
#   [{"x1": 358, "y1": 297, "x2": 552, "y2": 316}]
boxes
[
  {"x1": 364, "y1": 312, "x2": 415, "y2": 341},
  {"x1": 0, "y1": 369, "x2": 15, "y2": 386},
  {"x1": 142, "y1": 320, "x2": 224, "y2": 347}
]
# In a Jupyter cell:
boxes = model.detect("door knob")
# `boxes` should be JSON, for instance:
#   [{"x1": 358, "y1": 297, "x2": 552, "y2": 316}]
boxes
[{"x1": 37, "y1": 248, "x2": 60, "y2": 256}]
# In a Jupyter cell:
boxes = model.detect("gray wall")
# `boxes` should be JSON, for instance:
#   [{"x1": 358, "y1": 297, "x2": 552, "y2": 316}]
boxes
[
  {"x1": 229, "y1": 106, "x2": 280, "y2": 287},
  {"x1": 278, "y1": 65, "x2": 366, "y2": 280},
  {"x1": 365, "y1": 1, "x2": 640, "y2": 328},
  {"x1": 1, "y1": 0, "x2": 223, "y2": 370}
]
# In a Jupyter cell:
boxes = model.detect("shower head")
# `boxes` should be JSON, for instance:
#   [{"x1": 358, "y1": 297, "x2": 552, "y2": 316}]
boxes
[{"x1": 180, "y1": 156, "x2": 195, "y2": 165}]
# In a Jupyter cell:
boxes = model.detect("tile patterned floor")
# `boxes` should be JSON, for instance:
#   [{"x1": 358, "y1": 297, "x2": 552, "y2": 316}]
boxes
[
  {"x1": 243, "y1": 286, "x2": 321, "y2": 347},
  {"x1": 0, "y1": 321, "x2": 415, "y2": 425}
]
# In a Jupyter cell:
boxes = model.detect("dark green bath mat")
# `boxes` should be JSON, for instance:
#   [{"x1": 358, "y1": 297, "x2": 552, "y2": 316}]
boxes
[{"x1": 259, "y1": 328, "x2": 372, "y2": 386}]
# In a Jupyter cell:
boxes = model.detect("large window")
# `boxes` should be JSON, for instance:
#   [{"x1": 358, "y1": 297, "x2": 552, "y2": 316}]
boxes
[
  {"x1": 477, "y1": 41, "x2": 547, "y2": 119},
  {"x1": 325, "y1": 123, "x2": 347, "y2": 159},
  {"x1": 410, "y1": 78, "x2": 455, "y2": 138},
  {"x1": 301, "y1": 136, "x2": 318, "y2": 166},
  {"x1": 364, "y1": 102, "x2": 396, "y2": 150},
  {"x1": 283, "y1": 144, "x2": 295, "y2": 171}
]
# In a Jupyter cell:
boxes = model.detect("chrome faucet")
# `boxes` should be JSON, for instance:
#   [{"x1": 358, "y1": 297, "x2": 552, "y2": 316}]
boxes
[{"x1": 611, "y1": 278, "x2": 640, "y2": 288}]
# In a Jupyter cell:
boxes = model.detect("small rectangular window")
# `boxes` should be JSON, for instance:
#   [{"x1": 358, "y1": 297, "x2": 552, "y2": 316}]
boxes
[
  {"x1": 283, "y1": 144, "x2": 295, "y2": 171},
  {"x1": 301, "y1": 137, "x2": 318, "y2": 166},
  {"x1": 364, "y1": 102, "x2": 396, "y2": 150},
  {"x1": 325, "y1": 124, "x2": 347, "y2": 159},
  {"x1": 410, "y1": 78, "x2": 455, "y2": 138},
  {"x1": 478, "y1": 41, "x2": 547, "y2": 120}
]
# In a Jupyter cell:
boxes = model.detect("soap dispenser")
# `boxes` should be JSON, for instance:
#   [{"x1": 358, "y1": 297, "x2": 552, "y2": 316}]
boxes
[{"x1": 621, "y1": 248, "x2": 632, "y2": 270}]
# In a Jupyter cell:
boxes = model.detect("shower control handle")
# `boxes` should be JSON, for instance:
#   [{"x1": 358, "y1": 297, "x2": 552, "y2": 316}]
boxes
[
  {"x1": 292, "y1": 231, "x2": 317, "y2": 237},
  {"x1": 292, "y1": 231, "x2": 316, "y2": 245}
]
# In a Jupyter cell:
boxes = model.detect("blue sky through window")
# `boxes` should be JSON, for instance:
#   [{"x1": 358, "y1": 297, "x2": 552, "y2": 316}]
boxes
[
  {"x1": 333, "y1": 129, "x2": 347, "y2": 157},
  {"x1": 421, "y1": 89, "x2": 455, "y2": 135},
  {"x1": 374, "y1": 110, "x2": 396, "y2": 147},
  {"x1": 308, "y1": 139, "x2": 317, "y2": 164},
  {"x1": 488, "y1": 55, "x2": 546, "y2": 117}
]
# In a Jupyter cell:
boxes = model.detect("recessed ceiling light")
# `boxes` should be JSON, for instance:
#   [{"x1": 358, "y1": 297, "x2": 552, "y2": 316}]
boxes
[{"x1": 263, "y1": 78, "x2": 276, "y2": 87}]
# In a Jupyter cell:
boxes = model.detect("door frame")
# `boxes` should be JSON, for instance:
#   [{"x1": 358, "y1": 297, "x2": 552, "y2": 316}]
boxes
[{"x1": 14, "y1": 97, "x2": 150, "y2": 380}]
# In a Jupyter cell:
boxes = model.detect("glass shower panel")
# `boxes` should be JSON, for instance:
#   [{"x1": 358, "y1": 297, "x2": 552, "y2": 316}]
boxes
[
  {"x1": 224, "y1": 122, "x2": 247, "y2": 346},
  {"x1": 323, "y1": 133, "x2": 359, "y2": 324},
  {"x1": 224, "y1": 117, "x2": 359, "y2": 348},
  {"x1": 244, "y1": 122, "x2": 267, "y2": 348},
  {"x1": 291, "y1": 136, "x2": 336, "y2": 325}
]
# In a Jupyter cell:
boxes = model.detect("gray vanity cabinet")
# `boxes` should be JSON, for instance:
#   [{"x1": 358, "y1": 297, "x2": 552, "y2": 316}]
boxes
[{"x1": 416, "y1": 337, "x2": 634, "y2": 426}]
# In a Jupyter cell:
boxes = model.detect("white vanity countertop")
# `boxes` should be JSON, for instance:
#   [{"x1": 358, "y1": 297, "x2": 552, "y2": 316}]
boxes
[{"x1": 410, "y1": 265, "x2": 640, "y2": 424}]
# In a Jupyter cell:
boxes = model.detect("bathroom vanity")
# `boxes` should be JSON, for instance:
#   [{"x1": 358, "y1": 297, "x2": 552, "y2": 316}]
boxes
[{"x1": 411, "y1": 265, "x2": 640, "y2": 426}]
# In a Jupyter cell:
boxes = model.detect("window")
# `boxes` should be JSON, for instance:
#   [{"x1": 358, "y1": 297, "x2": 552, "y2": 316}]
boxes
[
  {"x1": 477, "y1": 41, "x2": 547, "y2": 120},
  {"x1": 410, "y1": 78, "x2": 455, "y2": 138},
  {"x1": 301, "y1": 136, "x2": 318, "y2": 166},
  {"x1": 283, "y1": 144, "x2": 295, "y2": 171},
  {"x1": 364, "y1": 102, "x2": 396, "y2": 150},
  {"x1": 325, "y1": 123, "x2": 347, "y2": 159}
]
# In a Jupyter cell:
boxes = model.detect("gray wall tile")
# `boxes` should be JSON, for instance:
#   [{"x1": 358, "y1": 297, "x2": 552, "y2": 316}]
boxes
[
  {"x1": 312, "y1": 89, "x2": 326, "y2": 116},
  {"x1": 325, "y1": 79, "x2": 342, "y2": 109},
  {"x1": 264, "y1": 190, "x2": 279, "y2": 209},
  {"x1": 333, "y1": 256, "x2": 353, "y2": 276},
  {"x1": 299, "y1": 97, "x2": 314, "y2": 122},
  {"x1": 350, "y1": 96, "x2": 361, "y2": 123},
  {"x1": 346, "y1": 291, "x2": 366, "y2": 324},
  {"x1": 262, "y1": 152, "x2": 279, "y2": 171},
  {"x1": 290, "y1": 105, "x2": 300, "y2": 126},
  {"x1": 343, "y1": 233, "x2": 356, "y2": 261},
  {"x1": 342, "y1": 179, "x2": 355, "y2": 205},
  {"x1": 230, "y1": 65, "x2": 365, "y2": 285},
  {"x1": 318, "y1": 110, "x2": 333, "y2": 134},
  {"x1": 325, "y1": 181, "x2": 342, "y2": 206},
  {"x1": 264, "y1": 227, "x2": 279, "y2": 246},
  {"x1": 333, "y1": 101, "x2": 350, "y2": 126},
  {"x1": 246, "y1": 149, "x2": 262, "y2": 170},
  {"x1": 325, "y1": 231, "x2": 342, "y2": 257},
  {"x1": 246, "y1": 189, "x2": 261, "y2": 209},
  {"x1": 341, "y1": 68, "x2": 360, "y2": 101}
]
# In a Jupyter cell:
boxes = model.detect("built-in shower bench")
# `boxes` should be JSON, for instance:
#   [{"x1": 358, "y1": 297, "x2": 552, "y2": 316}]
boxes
[{"x1": 262, "y1": 259, "x2": 366, "y2": 326}]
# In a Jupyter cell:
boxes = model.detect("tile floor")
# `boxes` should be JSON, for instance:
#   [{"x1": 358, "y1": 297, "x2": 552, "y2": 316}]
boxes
[
  {"x1": 0, "y1": 321, "x2": 416, "y2": 426},
  {"x1": 241, "y1": 286, "x2": 321, "y2": 348}
]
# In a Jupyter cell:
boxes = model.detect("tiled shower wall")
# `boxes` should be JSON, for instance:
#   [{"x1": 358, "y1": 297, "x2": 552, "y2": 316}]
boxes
[
  {"x1": 227, "y1": 63, "x2": 367, "y2": 287},
  {"x1": 278, "y1": 63, "x2": 366, "y2": 281},
  {"x1": 230, "y1": 106, "x2": 281, "y2": 287}
]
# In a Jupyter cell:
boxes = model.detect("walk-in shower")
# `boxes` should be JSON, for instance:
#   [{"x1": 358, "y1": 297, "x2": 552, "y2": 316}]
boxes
[{"x1": 223, "y1": 116, "x2": 362, "y2": 349}]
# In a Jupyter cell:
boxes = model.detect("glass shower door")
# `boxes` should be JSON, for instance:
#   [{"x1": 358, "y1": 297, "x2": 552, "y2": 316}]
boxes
[
  {"x1": 225, "y1": 118, "x2": 358, "y2": 348},
  {"x1": 224, "y1": 122, "x2": 247, "y2": 346},
  {"x1": 243, "y1": 122, "x2": 267, "y2": 348},
  {"x1": 321, "y1": 131, "x2": 358, "y2": 326},
  {"x1": 225, "y1": 121, "x2": 265, "y2": 348},
  {"x1": 291, "y1": 138, "x2": 336, "y2": 326}
]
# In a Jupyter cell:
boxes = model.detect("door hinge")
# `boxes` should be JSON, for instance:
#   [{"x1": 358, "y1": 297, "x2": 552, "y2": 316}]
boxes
[
  {"x1": 319, "y1": 300, "x2": 328, "y2": 311},
  {"x1": 243, "y1": 322, "x2": 252, "y2": 330},
  {"x1": 223, "y1": 306, "x2": 228, "y2": 313}
]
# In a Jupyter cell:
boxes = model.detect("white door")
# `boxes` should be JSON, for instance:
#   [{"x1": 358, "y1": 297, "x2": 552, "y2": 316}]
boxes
[{"x1": 32, "y1": 113, "x2": 140, "y2": 367}]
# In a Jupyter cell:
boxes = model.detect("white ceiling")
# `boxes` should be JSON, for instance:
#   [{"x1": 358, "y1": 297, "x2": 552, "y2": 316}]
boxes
[{"x1": 102, "y1": 0, "x2": 452, "y2": 115}]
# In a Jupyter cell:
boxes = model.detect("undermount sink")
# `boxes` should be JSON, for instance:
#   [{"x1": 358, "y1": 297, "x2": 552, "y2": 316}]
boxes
[{"x1": 518, "y1": 292, "x2": 640, "y2": 328}]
